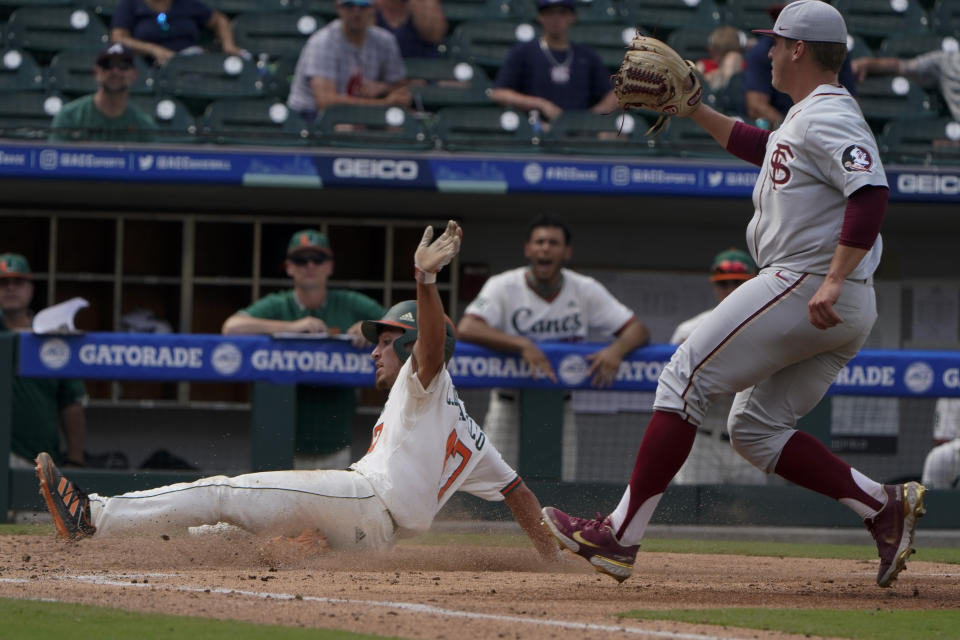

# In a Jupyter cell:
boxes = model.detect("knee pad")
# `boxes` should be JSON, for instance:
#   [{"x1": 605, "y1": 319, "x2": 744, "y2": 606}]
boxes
[{"x1": 727, "y1": 409, "x2": 795, "y2": 474}]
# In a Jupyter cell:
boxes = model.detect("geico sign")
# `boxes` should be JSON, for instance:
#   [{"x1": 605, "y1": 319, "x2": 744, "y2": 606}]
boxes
[
  {"x1": 333, "y1": 158, "x2": 418, "y2": 180},
  {"x1": 945, "y1": 368, "x2": 960, "y2": 388},
  {"x1": 896, "y1": 173, "x2": 960, "y2": 195}
]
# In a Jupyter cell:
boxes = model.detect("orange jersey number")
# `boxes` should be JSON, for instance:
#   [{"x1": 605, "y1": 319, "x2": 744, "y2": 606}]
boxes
[{"x1": 438, "y1": 428, "x2": 472, "y2": 501}]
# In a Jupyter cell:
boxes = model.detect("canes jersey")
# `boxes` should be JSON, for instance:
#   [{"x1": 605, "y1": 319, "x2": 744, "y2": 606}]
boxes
[
  {"x1": 749, "y1": 84, "x2": 888, "y2": 281},
  {"x1": 352, "y1": 358, "x2": 518, "y2": 535},
  {"x1": 464, "y1": 267, "x2": 635, "y2": 341}
]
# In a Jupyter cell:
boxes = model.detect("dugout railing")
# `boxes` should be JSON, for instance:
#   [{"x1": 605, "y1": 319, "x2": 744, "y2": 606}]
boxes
[{"x1": 4, "y1": 331, "x2": 960, "y2": 529}]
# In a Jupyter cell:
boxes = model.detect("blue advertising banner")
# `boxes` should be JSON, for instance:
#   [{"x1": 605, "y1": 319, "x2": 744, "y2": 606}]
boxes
[
  {"x1": 0, "y1": 143, "x2": 957, "y2": 202},
  {"x1": 16, "y1": 333, "x2": 960, "y2": 397}
]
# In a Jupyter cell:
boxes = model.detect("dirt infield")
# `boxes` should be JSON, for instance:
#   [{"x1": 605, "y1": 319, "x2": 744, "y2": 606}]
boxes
[{"x1": 2, "y1": 530, "x2": 959, "y2": 640}]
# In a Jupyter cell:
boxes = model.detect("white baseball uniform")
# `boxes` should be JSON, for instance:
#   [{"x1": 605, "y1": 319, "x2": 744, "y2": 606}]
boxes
[
  {"x1": 88, "y1": 359, "x2": 518, "y2": 547},
  {"x1": 922, "y1": 398, "x2": 960, "y2": 489},
  {"x1": 464, "y1": 267, "x2": 636, "y2": 480},
  {"x1": 656, "y1": 84, "x2": 888, "y2": 473}
]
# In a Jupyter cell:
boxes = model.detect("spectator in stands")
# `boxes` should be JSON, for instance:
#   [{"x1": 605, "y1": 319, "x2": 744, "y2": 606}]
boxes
[
  {"x1": 457, "y1": 214, "x2": 649, "y2": 481},
  {"x1": 0, "y1": 253, "x2": 87, "y2": 470},
  {"x1": 286, "y1": 0, "x2": 411, "y2": 122},
  {"x1": 922, "y1": 399, "x2": 960, "y2": 489},
  {"x1": 490, "y1": 0, "x2": 619, "y2": 123},
  {"x1": 696, "y1": 25, "x2": 746, "y2": 93},
  {"x1": 852, "y1": 51, "x2": 960, "y2": 122},
  {"x1": 110, "y1": 0, "x2": 248, "y2": 67},
  {"x1": 48, "y1": 44, "x2": 157, "y2": 143},
  {"x1": 671, "y1": 248, "x2": 766, "y2": 485},
  {"x1": 222, "y1": 230, "x2": 385, "y2": 470},
  {"x1": 375, "y1": 0, "x2": 448, "y2": 59},
  {"x1": 743, "y1": 2, "x2": 857, "y2": 129}
]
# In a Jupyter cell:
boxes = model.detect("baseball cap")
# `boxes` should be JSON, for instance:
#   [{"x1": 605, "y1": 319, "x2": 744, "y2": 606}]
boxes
[
  {"x1": 710, "y1": 248, "x2": 757, "y2": 282},
  {"x1": 753, "y1": 0, "x2": 847, "y2": 44},
  {"x1": 0, "y1": 253, "x2": 32, "y2": 279},
  {"x1": 538, "y1": 0, "x2": 576, "y2": 11},
  {"x1": 338, "y1": 0, "x2": 372, "y2": 7},
  {"x1": 287, "y1": 229, "x2": 333, "y2": 258},
  {"x1": 96, "y1": 42, "x2": 135, "y2": 66}
]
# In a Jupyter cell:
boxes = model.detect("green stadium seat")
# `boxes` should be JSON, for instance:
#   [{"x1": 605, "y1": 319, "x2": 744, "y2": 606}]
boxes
[
  {"x1": 443, "y1": 0, "x2": 512, "y2": 26},
  {"x1": 232, "y1": 11, "x2": 323, "y2": 61},
  {"x1": 406, "y1": 58, "x2": 493, "y2": 110},
  {"x1": 509, "y1": 0, "x2": 622, "y2": 23},
  {"x1": 207, "y1": 0, "x2": 296, "y2": 17},
  {"x1": 128, "y1": 94, "x2": 198, "y2": 143},
  {"x1": 723, "y1": 0, "x2": 776, "y2": 32},
  {"x1": 0, "y1": 48, "x2": 45, "y2": 92},
  {"x1": 432, "y1": 105, "x2": 537, "y2": 152},
  {"x1": 159, "y1": 52, "x2": 265, "y2": 114},
  {"x1": 622, "y1": 0, "x2": 722, "y2": 36},
  {"x1": 879, "y1": 117, "x2": 960, "y2": 166},
  {"x1": 542, "y1": 109, "x2": 652, "y2": 155},
  {"x1": 5, "y1": 7, "x2": 110, "y2": 65},
  {"x1": 654, "y1": 116, "x2": 729, "y2": 159},
  {"x1": 315, "y1": 105, "x2": 432, "y2": 150},
  {"x1": 449, "y1": 19, "x2": 541, "y2": 70},
  {"x1": 200, "y1": 97, "x2": 310, "y2": 145},
  {"x1": 666, "y1": 26, "x2": 714, "y2": 62},
  {"x1": 295, "y1": 0, "x2": 338, "y2": 20},
  {"x1": 569, "y1": 23, "x2": 640, "y2": 70},
  {"x1": 833, "y1": 0, "x2": 930, "y2": 40},
  {"x1": 0, "y1": 90, "x2": 63, "y2": 139},
  {"x1": 47, "y1": 48, "x2": 157, "y2": 97},
  {"x1": 857, "y1": 75, "x2": 938, "y2": 131},
  {"x1": 932, "y1": 0, "x2": 960, "y2": 35},
  {"x1": 878, "y1": 33, "x2": 952, "y2": 60},
  {"x1": 845, "y1": 32, "x2": 874, "y2": 63},
  {"x1": 81, "y1": 0, "x2": 120, "y2": 20}
]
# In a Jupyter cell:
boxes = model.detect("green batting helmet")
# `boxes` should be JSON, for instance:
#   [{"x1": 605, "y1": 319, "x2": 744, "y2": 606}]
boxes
[{"x1": 361, "y1": 300, "x2": 457, "y2": 364}]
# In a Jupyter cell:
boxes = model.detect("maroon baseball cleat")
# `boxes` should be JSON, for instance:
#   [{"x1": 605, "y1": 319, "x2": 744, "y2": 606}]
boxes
[
  {"x1": 541, "y1": 506, "x2": 639, "y2": 583},
  {"x1": 865, "y1": 481, "x2": 926, "y2": 588},
  {"x1": 35, "y1": 452, "x2": 96, "y2": 540}
]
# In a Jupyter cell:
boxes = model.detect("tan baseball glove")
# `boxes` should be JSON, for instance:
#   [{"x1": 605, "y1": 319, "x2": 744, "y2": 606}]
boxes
[{"x1": 614, "y1": 34, "x2": 703, "y2": 137}]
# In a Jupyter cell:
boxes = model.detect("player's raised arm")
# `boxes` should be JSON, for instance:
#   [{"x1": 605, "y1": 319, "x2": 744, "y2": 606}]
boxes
[{"x1": 412, "y1": 220, "x2": 461, "y2": 388}]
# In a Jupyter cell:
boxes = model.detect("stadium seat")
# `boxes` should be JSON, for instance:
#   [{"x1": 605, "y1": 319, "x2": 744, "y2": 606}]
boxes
[
  {"x1": 128, "y1": 95, "x2": 198, "y2": 143},
  {"x1": 5, "y1": 7, "x2": 110, "y2": 65},
  {"x1": 207, "y1": 0, "x2": 295, "y2": 17},
  {"x1": 857, "y1": 75, "x2": 938, "y2": 131},
  {"x1": 47, "y1": 48, "x2": 157, "y2": 96},
  {"x1": 405, "y1": 58, "x2": 493, "y2": 110},
  {"x1": 622, "y1": 0, "x2": 722, "y2": 36},
  {"x1": 232, "y1": 11, "x2": 323, "y2": 61},
  {"x1": 0, "y1": 48, "x2": 45, "y2": 92},
  {"x1": 432, "y1": 105, "x2": 537, "y2": 152},
  {"x1": 443, "y1": 0, "x2": 512, "y2": 26},
  {"x1": 654, "y1": 116, "x2": 729, "y2": 158},
  {"x1": 723, "y1": 0, "x2": 776, "y2": 32},
  {"x1": 295, "y1": 0, "x2": 338, "y2": 20},
  {"x1": 879, "y1": 117, "x2": 960, "y2": 166},
  {"x1": 878, "y1": 33, "x2": 954, "y2": 60},
  {"x1": 159, "y1": 52, "x2": 265, "y2": 113},
  {"x1": 569, "y1": 23, "x2": 640, "y2": 70},
  {"x1": 666, "y1": 26, "x2": 715, "y2": 62},
  {"x1": 932, "y1": 0, "x2": 960, "y2": 35},
  {"x1": 832, "y1": 0, "x2": 930, "y2": 40},
  {"x1": 508, "y1": 0, "x2": 621, "y2": 23},
  {"x1": 200, "y1": 97, "x2": 310, "y2": 145},
  {"x1": 81, "y1": 0, "x2": 119, "y2": 19},
  {"x1": 449, "y1": 20, "x2": 541, "y2": 70},
  {"x1": 314, "y1": 105, "x2": 432, "y2": 150},
  {"x1": 0, "y1": 90, "x2": 63, "y2": 139},
  {"x1": 845, "y1": 32, "x2": 874, "y2": 63},
  {"x1": 542, "y1": 109, "x2": 652, "y2": 155}
]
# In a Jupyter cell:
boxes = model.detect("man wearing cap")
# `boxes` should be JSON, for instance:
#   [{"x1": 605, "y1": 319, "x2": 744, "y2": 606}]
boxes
[
  {"x1": 0, "y1": 253, "x2": 88, "y2": 470},
  {"x1": 490, "y1": 0, "x2": 619, "y2": 122},
  {"x1": 222, "y1": 230, "x2": 385, "y2": 470},
  {"x1": 543, "y1": 1, "x2": 924, "y2": 590},
  {"x1": 48, "y1": 44, "x2": 157, "y2": 143},
  {"x1": 286, "y1": 0, "x2": 411, "y2": 121},
  {"x1": 743, "y1": 1, "x2": 857, "y2": 129},
  {"x1": 670, "y1": 248, "x2": 766, "y2": 485}
]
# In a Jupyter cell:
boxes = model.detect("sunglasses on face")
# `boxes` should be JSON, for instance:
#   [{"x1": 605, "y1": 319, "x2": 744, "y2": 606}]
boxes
[
  {"x1": 290, "y1": 254, "x2": 329, "y2": 266},
  {"x1": 98, "y1": 59, "x2": 134, "y2": 71}
]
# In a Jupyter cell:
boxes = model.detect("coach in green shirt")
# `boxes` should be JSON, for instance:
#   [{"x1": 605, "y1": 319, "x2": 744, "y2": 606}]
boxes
[
  {"x1": 222, "y1": 230, "x2": 385, "y2": 469},
  {"x1": 0, "y1": 253, "x2": 88, "y2": 469}
]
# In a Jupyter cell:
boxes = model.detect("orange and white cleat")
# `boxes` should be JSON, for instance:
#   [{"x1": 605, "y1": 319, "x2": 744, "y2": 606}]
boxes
[{"x1": 35, "y1": 451, "x2": 96, "y2": 540}]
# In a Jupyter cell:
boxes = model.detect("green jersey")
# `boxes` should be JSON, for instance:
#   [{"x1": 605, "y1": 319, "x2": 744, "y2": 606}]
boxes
[
  {"x1": 49, "y1": 95, "x2": 157, "y2": 143},
  {"x1": 243, "y1": 289, "x2": 385, "y2": 457}
]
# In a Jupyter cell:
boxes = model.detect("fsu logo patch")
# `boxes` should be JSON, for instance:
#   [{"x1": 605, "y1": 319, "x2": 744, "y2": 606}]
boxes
[{"x1": 842, "y1": 145, "x2": 873, "y2": 172}]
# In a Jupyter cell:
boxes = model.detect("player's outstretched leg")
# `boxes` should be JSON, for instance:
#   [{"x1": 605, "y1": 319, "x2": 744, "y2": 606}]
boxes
[
  {"x1": 35, "y1": 451, "x2": 96, "y2": 540},
  {"x1": 865, "y1": 481, "x2": 926, "y2": 588},
  {"x1": 541, "y1": 506, "x2": 639, "y2": 583}
]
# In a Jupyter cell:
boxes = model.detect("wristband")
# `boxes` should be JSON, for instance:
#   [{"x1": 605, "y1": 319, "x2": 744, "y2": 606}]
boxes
[{"x1": 415, "y1": 266, "x2": 436, "y2": 284}]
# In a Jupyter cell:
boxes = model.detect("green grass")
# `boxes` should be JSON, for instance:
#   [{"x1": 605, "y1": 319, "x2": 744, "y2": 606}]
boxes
[
  {"x1": 620, "y1": 608, "x2": 960, "y2": 640},
  {"x1": 1, "y1": 598, "x2": 394, "y2": 640},
  {"x1": 0, "y1": 523, "x2": 49, "y2": 536}
]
